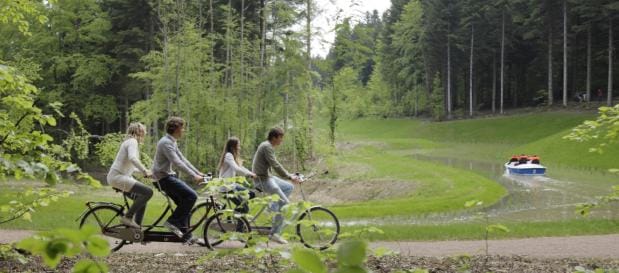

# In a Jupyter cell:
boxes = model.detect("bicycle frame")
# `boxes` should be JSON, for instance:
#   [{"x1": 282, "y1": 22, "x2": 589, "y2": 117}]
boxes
[{"x1": 78, "y1": 182, "x2": 216, "y2": 244}]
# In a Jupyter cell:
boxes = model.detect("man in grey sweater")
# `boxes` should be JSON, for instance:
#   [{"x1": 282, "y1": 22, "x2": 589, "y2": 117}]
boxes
[
  {"x1": 152, "y1": 117, "x2": 204, "y2": 244},
  {"x1": 252, "y1": 127, "x2": 301, "y2": 244}
]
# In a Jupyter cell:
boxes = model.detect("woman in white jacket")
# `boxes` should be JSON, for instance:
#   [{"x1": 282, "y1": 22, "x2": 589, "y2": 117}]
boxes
[
  {"x1": 107, "y1": 122, "x2": 153, "y2": 228},
  {"x1": 218, "y1": 137, "x2": 256, "y2": 213}
]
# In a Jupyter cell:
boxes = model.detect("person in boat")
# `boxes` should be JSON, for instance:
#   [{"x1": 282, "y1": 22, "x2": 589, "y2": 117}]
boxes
[
  {"x1": 518, "y1": 155, "x2": 529, "y2": 165},
  {"x1": 530, "y1": 155, "x2": 540, "y2": 164}
]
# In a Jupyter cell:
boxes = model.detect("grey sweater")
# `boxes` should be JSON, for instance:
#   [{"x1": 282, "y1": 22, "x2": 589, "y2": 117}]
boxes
[
  {"x1": 152, "y1": 135, "x2": 200, "y2": 180},
  {"x1": 252, "y1": 141, "x2": 292, "y2": 179}
]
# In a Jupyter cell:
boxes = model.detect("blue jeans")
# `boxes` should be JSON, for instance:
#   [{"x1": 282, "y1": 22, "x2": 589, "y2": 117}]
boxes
[
  {"x1": 255, "y1": 176, "x2": 293, "y2": 235},
  {"x1": 158, "y1": 175, "x2": 197, "y2": 235}
]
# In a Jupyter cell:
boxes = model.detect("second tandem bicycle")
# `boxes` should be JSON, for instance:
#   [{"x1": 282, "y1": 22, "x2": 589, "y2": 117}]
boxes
[{"x1": 200, "y1": 173, "x2": 340, "y2": 250}]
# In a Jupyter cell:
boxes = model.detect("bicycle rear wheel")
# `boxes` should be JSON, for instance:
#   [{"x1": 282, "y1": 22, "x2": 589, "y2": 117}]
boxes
[
  {"x1": 203, "y1": 212, "x2": 251, "y2": 250},
  {"x1": 296, "y1": 206, "x2": 340, "y2": 250},
  {"x1": 79, "y1": 205, "x2": 127, "y2": 252}
]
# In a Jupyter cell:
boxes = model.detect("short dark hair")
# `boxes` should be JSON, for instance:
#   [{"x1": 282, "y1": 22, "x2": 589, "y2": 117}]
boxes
[
  {"x1": 165, "y1": 116, "x2": 185, "y2": 135},
  {"x1": 267, "y1": 127, "x2": 285, "y2": 141}
]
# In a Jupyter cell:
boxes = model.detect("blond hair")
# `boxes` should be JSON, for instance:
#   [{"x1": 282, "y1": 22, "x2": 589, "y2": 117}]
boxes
[{"x1": 126, "y1": 122, "x2": 146, "y2": 143}]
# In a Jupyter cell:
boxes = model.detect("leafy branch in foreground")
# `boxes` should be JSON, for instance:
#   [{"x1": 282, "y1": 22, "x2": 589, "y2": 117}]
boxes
[
  {"x1": 565, "y1": 105, "x2": 619, "y2": 215},
  {"x1": 16, "y1": 225, "x2": 110, "y2": 273},
  {"x1": 465, "y1": 200, "x2": 510, "y2": 256}
]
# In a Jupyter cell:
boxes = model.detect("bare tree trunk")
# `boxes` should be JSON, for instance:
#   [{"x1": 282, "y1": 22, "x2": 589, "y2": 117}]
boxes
[
  {"x1": 492, "y1": 51, "x2": 496, "y2": 113},
  {"x1": 306, "y1": 0, "x2": 314, "y2": 158},
  {"x1": 500, "y1": 10, "x2": 505, "y2": 114},
  {"x1": 260, "y1": 0, "x2": 266, "y2": 68},
  {"x1": 447, "y1": 28, "x2": 452, "y2": 118},
  {"x1": 608, "y1": 18, "x2": 614, "y2": 106},
  {"x1": 225, "y1": 0, "x2": 232, "y2": 87},
  {"x1": 469, "y1": 23, "x2": 474, "y2": 117},
  {"x1": 209, "y1": 0, "x2": 214, "y2": 33},
  {"x1": 586, "y1": 24, "x2": 591, "y2": 102},
  {"x1": 241, "y1": 0, "x2": 245, "y2": 84},
  {"x1": 562, "y1": 0, "x2": 568, "y2": 107},
  {"x1": 174, "y1": 0, "x2": 183, "y2": 114},
  {"x1": 548, "y1": 28, "x2": 553, "y2": 105}
]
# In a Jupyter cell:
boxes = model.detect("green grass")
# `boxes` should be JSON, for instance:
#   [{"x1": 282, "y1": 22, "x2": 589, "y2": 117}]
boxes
[
  {"x1": 338, "y1": 111, "x2": 617, "y2": 171},
  {"x1": 330, "y1": 145, "x2": 506, "y2": 219},
  {"x1": 348, "y1": 219, "x2": 619, "y2": 241},
  {"x1": 0, "y1": 183, "x2": 174, "y2": 230},
  {"x1": 339, "y1": 111, "x2": 594, "y2": 144}
]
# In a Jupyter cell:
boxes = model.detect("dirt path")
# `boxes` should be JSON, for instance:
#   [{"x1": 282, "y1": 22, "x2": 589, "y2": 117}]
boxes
[{"x1": 1, "y1": 229, "x2": 617, "y2": 259}]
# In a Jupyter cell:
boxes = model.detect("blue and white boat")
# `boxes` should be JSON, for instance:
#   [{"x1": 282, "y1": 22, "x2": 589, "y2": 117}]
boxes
[{"x1": 504, "y1": 155, "x2": 546, "y2": 175}]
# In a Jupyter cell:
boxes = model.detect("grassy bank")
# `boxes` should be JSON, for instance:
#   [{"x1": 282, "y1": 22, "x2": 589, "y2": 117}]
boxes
[
  {"x1": 349, "y1": 219, "x2": 619, "y2": 241},
  {"x1": 337, "y1": 111, "x2": 618, "y2": 170}
]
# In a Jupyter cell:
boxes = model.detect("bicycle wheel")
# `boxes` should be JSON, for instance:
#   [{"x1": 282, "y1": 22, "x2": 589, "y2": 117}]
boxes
[
  {"x1": 296, "y1": 206, "x2": 340, "y2": 250},
  {"x1": 204, "y1": 211, "x2": 251, "y2": 250},
  {"x1": 189, "y1": 201, "x2": 219, "y2": 247},
  {"x1": 79, "y1": 205, "x2": 127, "y2": 252}
]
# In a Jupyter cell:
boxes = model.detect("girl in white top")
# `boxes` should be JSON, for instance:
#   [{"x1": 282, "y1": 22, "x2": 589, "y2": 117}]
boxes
[
  {"x1": 106, "y1": 122, "x2": 153, "y2": 228},
  {"x1": 218, "y1": 137, "x2": 256, "y2": 213}
]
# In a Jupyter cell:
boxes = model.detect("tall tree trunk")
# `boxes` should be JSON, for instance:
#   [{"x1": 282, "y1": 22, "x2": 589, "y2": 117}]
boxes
[
  {"x1": 469, "y1": 23, "x2": 474, "y2": 117},
  {"x1": 562, "y1": 0, "x2": 568, "y2": 107},
  {"x1": 225, "y1": 0, "x2": 232, "y2": 87},
  {"x1": 548, "y1": 27, "x2": 553, "y2": 105},
  {"x1": 586, "y1": 24, "x2": 591, "y2": 102},
  {"x1": 500, "y1": 10, "x2": 505, "y2": 114},
  {"x1": 608, "y1": 17, "x2": 614, "y2": 106},
  {"x1": 447, "y1": 27, "x2": 452, "y2": 118},
  {"x1": 241, "y1": 0, "x2": 245, "y2": 84},
  {"x1": 306, "y1": 0, "x2": 314, "y2": 158},
  {"x1": 260, "y1": 0, "x2": 266, "y2": 68},
  {"x1": 209, "y1": 0, "x2": 214, "y2": 33},
  {"x1": 492, "y1": 51, "x2": 497, "y2": 113},
  {"x1": 174, "y1": 0, "x2": 183, "y2": 115}
]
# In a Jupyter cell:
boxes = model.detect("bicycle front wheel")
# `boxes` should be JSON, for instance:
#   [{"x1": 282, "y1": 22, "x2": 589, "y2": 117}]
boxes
[
  {"x1": 79, "y1": 205, "x2": 127, "y2": 252},
  {"x1": 204, "y1": 212, "x2": 251, "y2": 250},
  {"x1": 296, "y1": 206, "x2": 340, "y2": 250},
  {"x1": 189, "y1": 201, "x2": 220, "y2": 247}
]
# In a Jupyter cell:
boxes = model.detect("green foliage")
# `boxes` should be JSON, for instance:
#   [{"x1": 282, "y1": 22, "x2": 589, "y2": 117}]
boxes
[
  {"x1": 565, "y1": 105, "x2": 619, "y2": 215},
  {"x1": 16, "y1": 225, "x2": 110, "y2": 271},
  {"x1": 0, "y1": 188, "x2": 73, "y2": 225},
  {"x1": 0, "y1": 0, "x2": 48, "y2": 35},
  {"x1": 286, "y1": 240, "x2": 372, "y2": 273},
  {"x1": 564, "y1": 105, "x2": 619, "y2": 154},
  {"x1": 0, "y1": 65, "x2": 98, "y2": 186},
  {"x1": 465, "y1": 199, "x2": 510, "y2": 255},
  {"x1": 430, "y1": 73, "x2": 445, "y2": 121}
]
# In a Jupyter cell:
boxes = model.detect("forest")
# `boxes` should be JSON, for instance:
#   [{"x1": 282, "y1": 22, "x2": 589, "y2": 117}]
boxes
[{"x1": 1, "y1": 0, "x2": 618, "y2": 171}]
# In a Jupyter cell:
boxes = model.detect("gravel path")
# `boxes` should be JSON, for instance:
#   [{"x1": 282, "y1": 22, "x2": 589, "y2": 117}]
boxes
[{"x1": 1, "y1": 229, "x2": 617, "y2": 259}]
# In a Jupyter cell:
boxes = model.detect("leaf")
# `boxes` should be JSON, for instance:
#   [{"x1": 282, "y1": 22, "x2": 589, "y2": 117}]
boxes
[
  {"x1": 86, "y1": 236, "x2": 110, "y2": 257},
  {"x1": 43, "y1": 240, "x2": 69, "y2": 267},
  {"x1": 22, "y1": 212, "x2": 32, "y2": 222},
  {"x1": 337, "y1": 240, "x2": 367, "y2": 267},
  {"x1": 72, "y1": 259, "x2": 108, "y2": 273},
  {"x1": 464, "y1": 200, "x2": 482, "y2": 208},
  {"x1": 487, "y1": 224, "x2": 510, "y2": 233},
  {"x1": 372, "y1": 247, "x2": 396, "y2": 257},
  {"x1": 292, "y1": 247, "x2": 326, "y2": 273}
]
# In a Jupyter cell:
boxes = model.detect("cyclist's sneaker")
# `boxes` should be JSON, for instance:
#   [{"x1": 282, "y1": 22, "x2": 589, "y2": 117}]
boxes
[
  {"x1": 163, "y1": 221, "x2": 184, "y2": 238},
  {"x1": 269, "y1": 234, "x2": 288, "y2": 244},
  {"x1": 120, "y1": 216, "x2": 140, "y2": 229}
]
